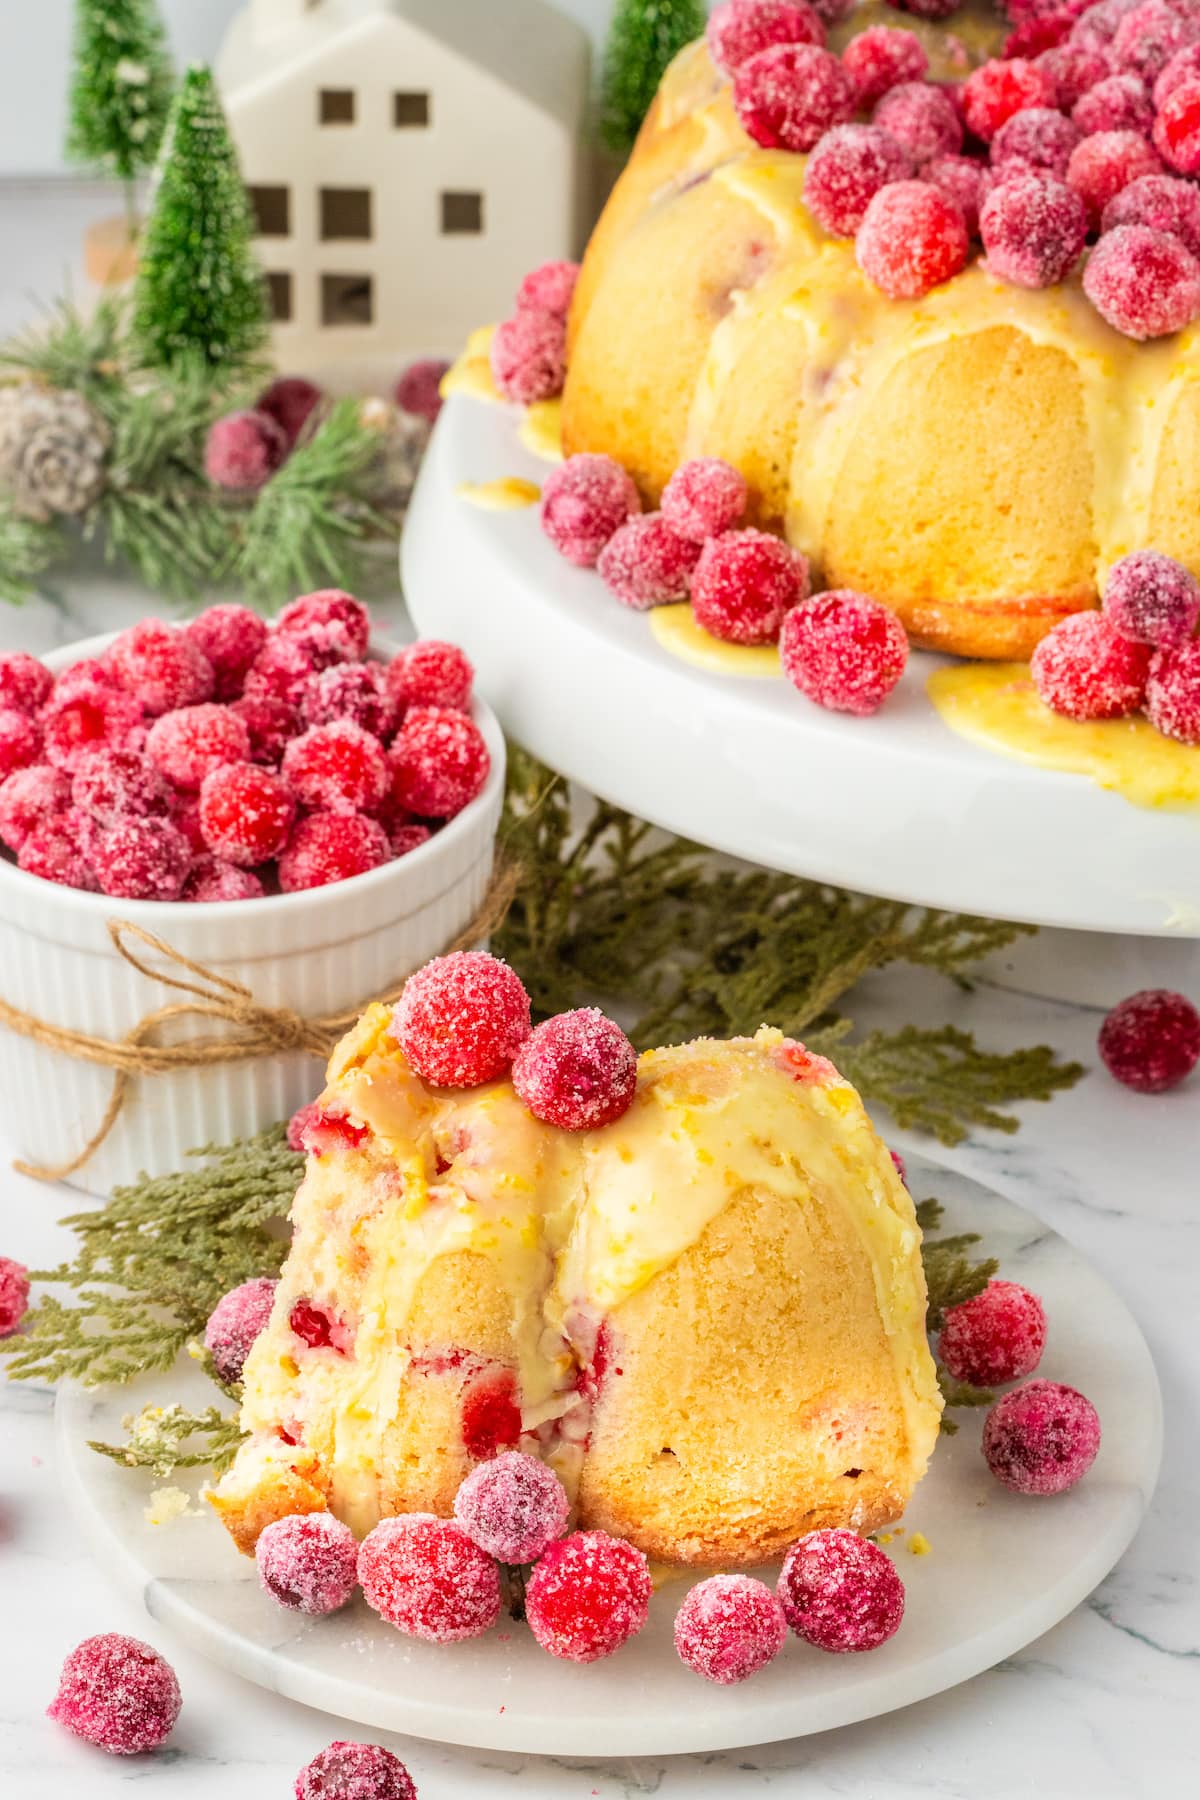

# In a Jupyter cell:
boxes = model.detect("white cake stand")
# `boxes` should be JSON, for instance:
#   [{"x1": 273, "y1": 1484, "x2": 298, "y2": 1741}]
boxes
[
  {"x1": 401, "y1": 394, "x2": 1200, "y2": 1004},
  {"x1": 56, "y1": 1155, "x2": 1161, "y2": 1759}
]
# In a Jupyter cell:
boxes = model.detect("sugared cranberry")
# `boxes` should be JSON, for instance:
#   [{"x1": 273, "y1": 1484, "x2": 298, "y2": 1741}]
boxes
[
  {"x1": 963, "y1": 58, "x2": 1056, "y2": 141},
  {"x1": 1155, "y1": 41, "x2": 1200, "y2": 107},
  {"x1": 231, "y1": 692, "x2": 301, "y2": 764},
  {"x1": 388, "y1": 705, "x2": 490, "y2": 818},
  {"x1": 981, "y1": 173, "x2": 1088, "y2": 286},
  {"x1": 89, "y1": 814, "x2": 191, "y2": 900},
  {"x1": 182, "y1": 604, "x2": 268, "y2": 700},
  {"x1": 1031, "y1": 611, "x2": 1152, "y2": 717},
  {"x1": 691, "y1": 528, "x2": 809, "y2": 644},
  {"x1": 1004, "y1": 12, "x2": 1079, "y2": 58},
  {"x1": 282, "y1": 721, "x2": 389, "y2": 815},
  {"x1": 1111, "y1": 0, "x2": 1200, "y2": 82},
  {"x1": 199, "y1": 762, "x2": 295, "y2": 865},
  {"x1": 146, "y1": 704, "x2": 251, "y2": 790},
  {"x1": 884, "y1": 0, "x2": 963, "y2": 17},
  {"x1": 205, "y1": 408, "x2": 288, "y2": 491},
  {"x1": 386, "y1": 640, "x2": 474, "y2": 713},
  {"x1": 939, "y1": 1279, "x2": 1047, "y2": 1386},
  {"x1": 257, "y1": 376, "x2": 323, "y2": 447},
  {"x1": 244, "y1": 636, "x2": 327, "y2": 708},
  {"x1": 183, "y1": 857, "x2": 264, "y2": 902},
  {"x1": 17, "y1": 816, "x2": 95, "y2": 889},
  {"x1": 1102, "y1": 171, "x2": 1200, "y2": 255},
  {"x1": 1070, "y1": 0, "x2": 1142, "y2": 54},
  {"x1": 982, "y1": 1378, "x2": 1101, "y2": 1493},
  {"x1": 540, "y1": 453, "x2": 641, "y2": 567},
  {"x1": 0, "y1": 764, "x2": 70, "y2": 850},
  {"x1": 394, "y1": 358, "x2": 451, "y2": 425},
  {"x1": 0, "y1": 651, "x2": 52, "y2": 714},
  {"x1": 0, "y1": 1255, "x2": 30, "y2": 1336},
  {"x1": 1084, "y1": 223, "x2": 1200, "y2": 337},
  {"x1": 779, "y1": 1529, "x2": 904, "y2": 1652},
  {"x1": 256, "y1": 1512, "x2": 358, "y2": 1615},
  {"x1": 0, "y1": 707, "x2": 42, "y2": 781},
  {"x1": 490, "y1": 309, "x2": 567, "y2": 405},
  {"x1": 359, "y1": 1514, "x2": 502, "y2": 1642},
  {"x1": 841, "y1": 26, "x2": 928, "y2": 107},
  {"x1": 1102, "y1": 548, "x2": 1200, "y2": 646},
  {"x1": 1071, "y1": 71, "x2": 1153, "y2": 135},
  {"x1": 661, "y1": 457, "x2": 748, "y2": 541},
  {"x1": 597, "y1": 513, "x2": 702, "y2": 609},
  {"x1": 890, "y1": 1147, "x2": 909, "y2": 1184},
  {"x1": 1067, "y1": 130, "x2": 1164, "y2": 223},
  {"x1": 392, "y1": 951, "x2": 531, "y2": 1087},
  {"x1": 47, "y1": 1634, "x2": 181, "y2": 1755},
  {"x1": 873, "y1": 80, "x2": 963, "y2": 162},
  {"x1": 516, "y1": 260, "x2": 581, "y2": 320},
  {"x1": 1037, "y1": 42, "x2": 1112, "y2": 110},
  {"x1": 857, "y1": 178, "x2": 970, "y2": 298},
  {"x1": 109, "y1": 619, "x2": 214, "y2": 716},
  {"x1": 1146, "y1": 639, "x2": 1200, "y2": 743},
  {"x1": 992, "y1": 106, "x2": 1082, "y2": 176},
  {"x1": 803, "y1": 124, "x2": 913, "y2": 237},
  {"x1": 295, "y1": 1743, "x2": 417, "y2": 1800},
  {"x1": 1154, "y1": 74, "x2": 1200, "y2": 173},
  {"x1": 707, "y1": 0, "x2": 825, "y2": 76},
  {"x1": 780, "y1": 589, "x2": 909, "y2": 714},
  {"x1": 389, "y1": 820, "x2": 432, "y2": 858},
  {"x1": 734, "y1": 42, "x2": 856, "y2": 152},
  {"x1": 1098, "y1": 986, "x2": 1200, "y2": 1089},
  {"x1": 277, "y1": 811, "x2": 391, "y2": 892},
  {"x1": 674, "y1": 1575, "x2": 788, "y2": 1685},
  {"x1": 454, "y1": 1450, "x2": 570, "y2": 1564},
  {"x1": 300, "y1": 662, "x2": 395, "y2": 737},
  {"x1": 276, "y1": 589, "x2": 370, "y2": 663},
  {"x1": 924, "y1": 154, "x2": 988, "y2": 234},
  {"x1": 71, "y1": 746, "x2": 171, "y2": 825},
  {"x1": 204, "y1": 1276, "x2": 278, "y2": 1384},
  {"x1": 526, "y1": 1531, "x2": 652, "y2": 1663},
  {"x1": 511, "y1": 1007, "x2": 639, "y2": 1130}
]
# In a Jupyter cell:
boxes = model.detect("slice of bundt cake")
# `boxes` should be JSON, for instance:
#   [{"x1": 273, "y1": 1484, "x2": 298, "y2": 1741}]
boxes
[{"x1": 212, "y1": 1011, "x2": 942, "y2": 1566}]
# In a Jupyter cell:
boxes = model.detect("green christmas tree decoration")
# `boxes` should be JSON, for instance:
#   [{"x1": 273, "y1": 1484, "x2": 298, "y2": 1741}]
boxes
[
  {"x1": 132, "y1": 64, "x2": 270, "y2": 373},
  {"x1": 601, "y1": 0, "x2": 707, "y2": 155},
  {"x1": 65, "y1": 0, "x2": 174, "y2": 195}
]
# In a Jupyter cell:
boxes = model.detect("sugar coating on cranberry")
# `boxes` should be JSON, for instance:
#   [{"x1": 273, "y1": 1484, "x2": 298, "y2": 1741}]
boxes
[
  {"x1": 47, "y1": 1633, "x2": 181, "y2": 1755},
  {"x1": 182, "y1": 604, "x2": 268, "y2": 700},
  {"x1": 886, "y1": 0, "x2": 963, "y2": 18},
  {"x1": 0, "y1": 764, "x2": 70, "y2": 850},
  {"x1": 146, "y1": 704, "x2": 251, "y2": 790},
  {"x1": 389, "y1": 819, "x2": 433, "y2": 858},
  {"x1": 674, "y1": 1575, "x2": 788, "y2": 1685},
  {"x1": 276, "y1": 589, "x2": 371, "y2": 663},
  {"x1": 0, "y1": 1255, "x2": 30, "y2": 1336},
  {"x1": 982, "y1": 1378, "x2": 1101, "y2": 1494},
  {"x1": 661, "y1": 458, "x2": 748, "y2": 541},
  {"x1": 803, "y1": 124, "x2": 913, "y2": 238},
  {"x1": 389, "y1": 705, "x2": 490, "y2": 818},
  {"x1": 1038, "y1": 42, "x2": 1113, "y2": 111},
  {"x1": 109, "y1": 619, "x2": 214, "y2": 717},
  {"x1": 511, "y1": 1007, "x2": 639, "y2": 1130},
  {"x1": 526, "y1": 1530, "x2": 652, "y2": 1663},
  {"x1": 283, "y1": 721, "x2": 389, "y2": 815},
  {"x1": 781, "y1": 589, "x2": 909, "y2": 714},
  {"x1": 0, "y1": 651, "x2": 52, "y2": 714},
  {"x1": 1146, "y1": 639, "x2": 1200, "y2": 743},
  {"x1": 939, "y1": 1279, "x2": 1048, "y2": 1386},
  {"x1": 232, "y1": 692, "x2": 301, "y2": 764},
  {"x1": 244, "y1": 635, "x2": 327, "y2": 708},
  {"x1": 204, "y1": 1275, "x2": 278, "y2": 1384},
  {"x1": 256, "y1": 1512, "x2": 359, "y2": 1615},
  {"x1": 841, "y1": 26, "x2": 928, "y2": 107},
  {"x1": 205, "y1": 408, "x2": 288, "y2": 491},
  {"x1": 778, "y1": 1529, "x2": 905, "y2": 1653},
  {"x1": 199, "y1": 762, "x2": 295, "y2": 865},
  {"x1": 1070, "y1": 0, "x2": 1142, "y2": 54},
  {"x1": 257, "y1": 375, "x2": 323, "y2": 447},
  {"x1": 1102, "y1": 172, "x2": 1200, "y2": 257},
  {"x1": 359, "y1": 1513, "x2": 501, "y2": 1642},
  {"x1": 1068, "y1": 131, "x2": 1164, "y2": 223},
  {"x1": 394, "y1": 357, "x2": 451, "y2": 424},
  {"x1": 691, "y1": 528, "x2": 809, "y2": 644},
  {"x1": 71, "y1": 746, "x2": 171, "y2": 826},
  {"x1": 1156, "y1": 41, "x2": 1200, "y2": 108},
  {"x1": 1031, "y1": 611, "x2": 1152, "y2": 717},
  {"x1": 597, "y1": 512, "x2": 702, "y2": 609},
  {"x1": 1154, "y1": 74, "x2": 1200, "y2": 174},
  {"x1": 1102, "y1": 549, "x2": 1200, "y2": 646},
  {"x1": 981, "y1": 173, "x2": 1088, "y2": 287},
  {"x1": 183, "y1": 857, "x2": 265, "y2": 903},
  {"x1": 516, "y1": 260, "x2": 581, "y2": 320},
  {"x1": 1111, "y1": 0, "x2": 1200, "y2": 82},
  {"x1": 707, "y1": 0, "x2": 825, "y2": 76},
  {"x1": 0, "y1": 706, "x2": 42, "y2": 780},
  {"x1": 294, "y1": 1741, "x2": 417, "y2": 1800},
  {"x1": 89, "y1": 814, "x2": 190, "y2": 901},
  {"x1": 1072, "y1": 72, "x2": 1154, "y2": 136},
  {"x1": 924, "y1": 154, "x2": 988, "y2": 235},
  {"x1": 993, "y1": 106, "x2": 1083, "y2": 176},
  {"x1": 454, "y1": 1450, "x2": 571, "y2": 1563},
  {"x1": 18, "y1": 816, "x2": 95, "y2": 889},
  {"x1": 1004, "y1": 13, "x2": 1077, "y2": 60},
  {"x1": 857, "y1": 179, "x2": 970, "y2": 299},
  {"x1": 387, "y1": 639, "x2": 474, "y2": 713},
  {"x1": 540, "y1": 453, "x2": 642, "y2": 567},
  {"x1": 734, "y1": 42, "x2": 856, "y2": 152},
  {"x1": 278, "y1": 811, "x2": 391, "y2": 893},
  {"x1": 963, "y1": 59, "x2": 1057, "y2": 140},
  {"x1": 1086, "y1": 222, "x2": 1200, "y2": 337},
  {"x1": 301, "y1": 662, "x2": 394, "y2": 738},
  {"x1": 873, "y1": 80, "x2": 964, "y2": 162},
  {"x1": 393, "y1": 951, "x2": 531, "y2": 1087},
  {"x1": 1098, "y1": 986, "x2": 1200, "y2": 1090},
  {"x1": 490, "y1": 309, "x2": 567, "y2": 405}
]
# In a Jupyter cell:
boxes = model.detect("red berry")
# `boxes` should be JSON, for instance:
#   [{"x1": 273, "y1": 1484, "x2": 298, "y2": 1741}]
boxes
[
  {"x1": 388, "y1": 705, "x2": 490, "y2": 818},
  {"x1": 780, "y1": 589, "x2": 909, "y2": 713},
  {"x1": 1146, "y1": 638, "x2": 1200, "y2": 742},
  {"x1": 0, "y1": 651, "x2": 52, "y2": 714},
  {"x1": 803, "y1": 124, "x2": 913, "y2": 238},
  {"x1": 1102, "y1": 171, "x2": 1200, "y2": 255},
  {"x1": 1102, "y1": 548, "x2": 1200, "y2": 645},
  {"x1": 205, "y1": 408, "x2": 288, "y2": 491},
  {"x1": 1004, "y1": 11, "x2": 1079, "y2": 58},
  {"x1": 661, "y1": 457, "x2": 748, "y2": 541},
  {"x1": 109, "y1": 619, "x2": 214, "y2": 716},
  {"x1": 884, "y1": 0, "x2": 963, "y2": 17},
  {"x1": 691, "y1": 528, "x2": 809, "y2": 644},
  {"x1": 490, "y1": 308, "x2": 567, "y2": 404},
  {"x1": 295, "y1": 1743, "x2": 417, "y2": 1800},
  {"x1": 734, "y1": 42, "x2": 856, "y2": 152},
  {"x1": 526, "y1": 1531, "x2": 652, "y2": 1663},
  {"x1": 199, "y1": 763, "x2": 295, "y2": 865},
  {"x1": 17, "y1": 816, "x2": 96, "y2": 890},
  {"x1": 810, "y1": 0, "x2": 854, "y2": 19},
  {"x1": 1071, "y1": 71, "x2": 1154, "y2": 134},
  {"x1": 1154, "y1": 73, "x2": 1200, "y2": 172},
  {"x1": 183, "y1": 858, "x2": 265, "y2": 902},
  {"x1": 277, "y1": 811, "x2": 391, "y2": 892},
  {"x1": 841, "y1": 25, "x2": 928, "y2": 107},
  {"x1": 0, "y1": 764, "x2": 70, "y2": 850},
  {"x1": 389, "y1": 820, "x2": 433, "y2": 858},
  {"x1": 276, "y1": 589, "x2": 370, "y2": 663},
  {"x1": 511, "y1": 1007, "x2": 639, "y2": 1130},
  {"x1": 1031, "y1": 611, "x2": 1152, "y2": 716},
  {"x1": 981, "y1": 173, "x2": 1088, "y2": 286},
  {"x1": 0, "y1": 706, "x2": 42, "y2": 780},
  {"x1": 88, "y1": 814, "x2": 191, "y2": 900},
  {"x1": 289, "y1": 1298, "x2": 355, "y2": 1352},
  {"x1": 597, "y1": 512, "x2": 703, "y2": 609},
  {"x1": 778, "y1": 1529, "x2": 904, "y2": 1652},
  {"x1": 890, "y1": 1147, "x2": 909, "y2": 1184},
  {"x1": 1098, "y1": 986, "x2": 1200, "y2": 1089},
  {"x1": 1084, "y1": 222, "x2": 1200, "y2": 336},
  {"x1": 925, "y1": 153, "x2": 988, "y2": 234},
  {"x1": 147, "y1": 704, "x2": 251, "y2": 790},
  {"x1": 1111, "y1": 0, "x2": 1200, "y2": 81},
  {"x1": 300, "y1": 661, "x2": 395, "y2": 737},
  {"x1": 71, "y1": 745, "x2": 171, "y2": 825},
  {"x1": 1037, "y1": 42, "x2": 1112, "y2": 110},
  {"x1": 873, "y1": 80, "x2": 964, "y2": 162},
  {"x1": 460, "y1": 1365, "x2": 523, "y2": 1460},
  {"x1": 516, "y1": 260, "x2": 581, "y2": 320},
  {"x1": 231, "y1": 691, "x2": 301, "y2": 764},
  {"x1": 0, "y1": 1255, "x2": 30, "y2": 1336},
  {"x1": 1155, "y1": 40, "x2": 1200, "y2": 107},
  {"x1": 454, "y1": 1450, "x2": 570, "y2": 1564},
  {"x1": 1071, "y1": 0, "x2": 1142, "y2": 54},
  {"x1": 289, "y1": 1104, "x2": 369, "y2": 1155},
  {"x1": 245, "y1": 637, "x2": 329, "y2": 711},
  {"x1": 204, "y1": 1276, "x2": 278, "y2": 1384},
  {"x1": 47, "y1": 1634, "x2": 181, "y2": 1755},
  {"x1": 387, "y1": 639, "x2": 473, "y2": 713},
  {"x1": 540, "y1": 453, "x2": 642, "y2": 567},
  {"x1": 982, "y1": 1378, "x2": 1101, "y2": 1493},
  {"x1": 395, "y1": 357, "x2": 451, "y2": 424},
  {"x1": 182, "y1": 604, "x2": 269, "y2": 700},
  {"x1": 282, "y1": 721, "x2": 389, "y2": 814},
  {"x1": 41, "y1": 684, "x2": 143, "y2": 774},
  {"x1": 359, "y1": 1514, "x2": 502, "y2": 1642},
  {"x1": 1067, "y1": 130, "x2": 1164, "y2": 223},
  {"x1": 256, "y1": 375, "x2": 323, "y2": 447},
  {"x1": 256, "y1": 1513, "x2": 358, "y2": 1615},
  {"x1": 674, "y1": 1574, "x2": 788, "y2": 1685},
  {"x1": 939, "y1": 1279, "x2": 1047, "y2": 1386},
  {"x1": 992, "y1": 106, "x2": 1083, "y2": 176},
  {"x1": 707, "y1": 0, "x2": 825, "y2": 76},
  {"x1": 963, "y1": 58, "x2": 1056, "y2": 141},
  {"x1": 857, "y1": 178, "x2": 970, "y2": 298},
  {"x1": 392, "y1": 951, "x2": 531, "y2": 1087}
]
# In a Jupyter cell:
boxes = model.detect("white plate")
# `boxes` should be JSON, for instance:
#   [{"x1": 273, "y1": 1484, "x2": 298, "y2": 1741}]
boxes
[
  {"x1": 402, "y1": 393, "x2": 1200, "y2": 940},
  {"x1": 56, "y1": 1154, "x2": 1161, "y2": 1759}
]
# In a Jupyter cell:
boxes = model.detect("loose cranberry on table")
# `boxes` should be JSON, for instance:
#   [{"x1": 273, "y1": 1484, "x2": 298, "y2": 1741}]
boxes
[
  {"x1": 706, "y1": 0, "x2": 825, "y2": 78},
  {"x1": 525, "y1": 1530, "x2": 653, "y2": 1663},
  {"x1": 674, "y1": 1574, "x2": 788, "y2": 1684},
  {"x1": 982, "y1": 1379, "x2": 1101, "y2": 1495},
  {"x1": 778, "y1": 1528, "x2": 905, "y2": 1653},
  {"x1": 205, "y1": 408, "x2": 289, "y2": 492},
  {"x1": 1098, "y1": 988, "x2": 1200, "y2": 1092},
  {"x1": 359, "y1": 1514, "x2": 502, "y2": 1642},
  {"x1": 939, "y1": 1279, "x2": 1047, "y2": 1387},
  {"x1": 295, "y1": 1741, "x2": 418, "y2": 1800},
  {"x1": 47, "y1": 1633, "x2": 181, "y2": 1755}
]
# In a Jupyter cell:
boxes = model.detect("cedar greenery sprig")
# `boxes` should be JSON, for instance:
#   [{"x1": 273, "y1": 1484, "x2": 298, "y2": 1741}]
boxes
[
  {"x1": 91, "y1": 1402, "x2": 246, "y2": 1479},
  {"x1": 916, "y1": 1197, "x2": 997, "y2": 1424}
]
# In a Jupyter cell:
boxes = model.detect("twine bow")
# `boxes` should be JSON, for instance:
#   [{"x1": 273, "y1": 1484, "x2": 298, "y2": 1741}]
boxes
[{"x1": 0, "y1": 860, "x2": 519, "y2": 1183}]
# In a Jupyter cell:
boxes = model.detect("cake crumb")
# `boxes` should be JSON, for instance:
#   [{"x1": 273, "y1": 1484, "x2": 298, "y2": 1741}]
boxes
[
  {"x1": 145, "y1": 1486, "x2": 196, "y2": 1527},
  {"x1": 908, "y1": 1532, "x2": 932, "y2": 1556}
]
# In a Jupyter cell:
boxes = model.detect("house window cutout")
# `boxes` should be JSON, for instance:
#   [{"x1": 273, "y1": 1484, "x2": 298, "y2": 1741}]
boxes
[
  {"x1": 249, "y1": 185, "x2": 290, "y2": 237},
  {"x1": 320, "y1": 186, "x2": 373, "y2": 240},
  {"x1": 265, "y1": 272, "x2": 293, "y2": 323},
  {"x1": 322, "y1": 273, "x2": 373, "y2": 327},
  {"x1": 394, "y1": 91, "x2": 430, "y2": 127},
  {"x1": 441, "y1": 190, "x2": 484, "y2": 235},
  {"x1": 320, "y1": 88, "x2": 355, "y2": 124}
]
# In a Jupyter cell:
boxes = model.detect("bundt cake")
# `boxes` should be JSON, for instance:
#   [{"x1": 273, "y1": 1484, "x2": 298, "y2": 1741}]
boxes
[
  {"x1": 562, "y1": 4, "x2": 1200, "y2": 660},
  {"x1": 212, "y1": 1011, "x2": 942, "y2": 1567}
]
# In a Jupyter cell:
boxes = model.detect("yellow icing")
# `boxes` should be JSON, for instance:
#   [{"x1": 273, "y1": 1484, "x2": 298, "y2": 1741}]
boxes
[
  {"x1": 519, "y1": 398, "x2": 564, "y2": 462},
  {"x1": 457, "y1": 476, "x2": 541, "y2": 510},
  {"x1": 908, "y1": 1532, "x2": 932, "y2": 1556},
  {"x1": 650, "y1": 603, "x2": 782, "y2": 677},
  {"x1": 930, "y1": 662, "x2": 1200, "y2": 813},
  {"x1": 441, "y1": 324, "x2": 500, "y2": 403}
]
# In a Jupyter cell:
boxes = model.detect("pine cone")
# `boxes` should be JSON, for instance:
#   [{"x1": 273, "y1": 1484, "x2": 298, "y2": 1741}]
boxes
[
  {"x1": 358, "y1": 397, "x2": 430, "y2": 518},
  {"x1": 0, "y1": 383, "x2": 111, "y2": 522}
]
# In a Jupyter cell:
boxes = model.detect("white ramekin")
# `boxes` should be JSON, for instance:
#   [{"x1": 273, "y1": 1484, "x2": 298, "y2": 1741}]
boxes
[{"x1": 0, "y1": 632, "x2": 506, "y2": 1195}]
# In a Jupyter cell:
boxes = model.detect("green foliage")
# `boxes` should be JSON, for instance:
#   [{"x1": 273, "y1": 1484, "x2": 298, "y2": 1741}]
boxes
[
  {"x1": 66, "y1": 0, "x2": 174, "y2": 183},
  {"x1": 92, "y1": 1403, "x2": 246, "y2": 1478},
  {"x1": 133, "y1": 64, "x2": 269, "y2": 372},
  {"x1": 915, "y1": 1198, "x2": 999, "y2": 1424},
  {"x1": 1, "y1": 295, "x2": 128, "y2": 398},
  {"x1": 601, "y1": 0, "x2": 707, "y2": 154},
  {"x1": 0, "y1": 505, "x2": 64, "y2": 604}
]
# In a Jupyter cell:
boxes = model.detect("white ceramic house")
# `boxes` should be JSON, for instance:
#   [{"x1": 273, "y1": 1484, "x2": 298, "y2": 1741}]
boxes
[{"x1": 217, "y1": 0, "x2": 591, "y2": 381}]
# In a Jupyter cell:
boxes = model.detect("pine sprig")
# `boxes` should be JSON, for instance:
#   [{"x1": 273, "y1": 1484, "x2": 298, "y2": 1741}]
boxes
[
  {"x1": 91, "y1": 1403, "x2": 246, "y2": 1478},
  {"x1": 0, "y1": 295, "x2": 127, "y2": 396},
  {"x1": 0, "y1": 503, "x2": 64, "y2": 604}
]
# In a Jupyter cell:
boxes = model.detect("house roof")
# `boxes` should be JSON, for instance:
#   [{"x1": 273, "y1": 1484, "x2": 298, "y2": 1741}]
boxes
[{"x1": 219, "y1": 0, "x2": 590, "y2": 126}]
